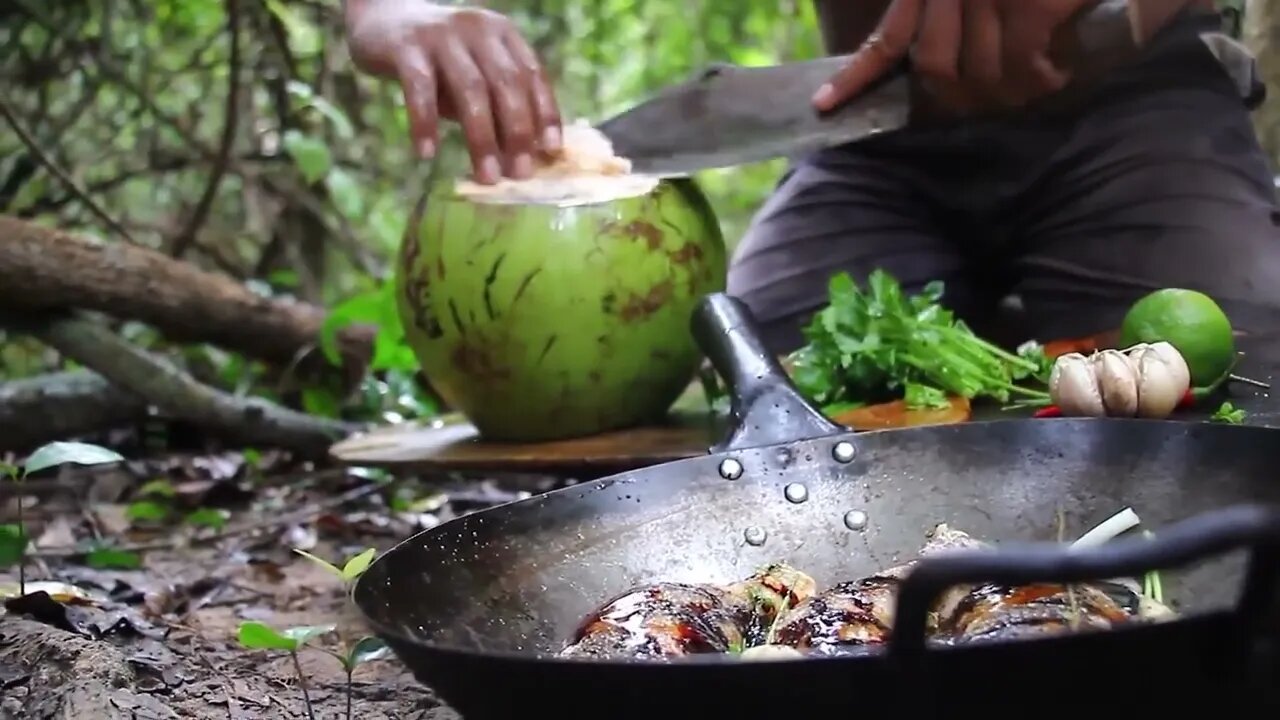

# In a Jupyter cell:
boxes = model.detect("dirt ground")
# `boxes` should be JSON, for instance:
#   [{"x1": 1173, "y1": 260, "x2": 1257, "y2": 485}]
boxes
[{"x1": 0, "y1": 452, "x2": 566, "y2": 719}]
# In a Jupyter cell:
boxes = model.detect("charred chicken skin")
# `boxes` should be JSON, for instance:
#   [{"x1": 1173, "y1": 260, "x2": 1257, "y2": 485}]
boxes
[
  {"x1": 769, "y1": 524, "x2": 983, "y2": 654},
  {"x1": 566, "y1": 525, "x2": 1173, "y2": 659},
  {"x1": 559, "y1": 564, "x2": 815, "y2": 659}
]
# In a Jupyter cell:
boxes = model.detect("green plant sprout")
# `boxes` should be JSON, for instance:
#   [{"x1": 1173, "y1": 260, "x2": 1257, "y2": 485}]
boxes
[
  {"x1": 293, "y1": 547, "x2": 376, "y2": 585},
  {"x1": 1, "y1": 441, "x2": 124, "y2": 595},
  {"x1": 237, "y1": 621, "x2": 335, "y2": 720},
  {"x1": 319, "y1": 636, "x2": 390, "y2": 720},
  {"x1": 292, "y1": 546, "x2": 388, "y2": 718}
]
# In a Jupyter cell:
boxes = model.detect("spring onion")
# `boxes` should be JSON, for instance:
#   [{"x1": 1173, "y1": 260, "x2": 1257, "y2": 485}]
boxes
[
  {"x1": 1071, "y1": 507, "x2": 1142, "y2": 550},
  {"x1": 1141, "y1": 530, "x2": 1164, "y2": 603}
]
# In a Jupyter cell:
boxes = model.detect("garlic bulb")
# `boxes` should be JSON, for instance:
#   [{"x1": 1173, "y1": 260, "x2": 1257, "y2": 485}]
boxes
[
  {"x1": 1126, "y1": 341, "x2": 1192, "y2": 419},
  {"x1": 1131, "y1": 342, "x2": 1191, "y2": 394},
  {"x1": 1049, "y1": 353, "x2": 1106, "y2": 417},
  {"x1": 1093, "y1": 350, "x2": 1139, "y2": 417},
  {"x1": 1047, "y1": 342, "x2": 1191, "y2": 420}
]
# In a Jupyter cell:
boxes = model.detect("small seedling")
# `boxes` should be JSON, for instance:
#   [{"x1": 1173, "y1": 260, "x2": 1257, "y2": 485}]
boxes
[
  {"x1": 293, "y1": 547, "x2": 376, "y2": 586},
  {"x1": 237, "y1": 621, "x2": 335, "y2": 720},
  {"x1": 292, "y1": 547, "x2": 384, "y2": 717},
  {"x1": 319, "y1": 635, "x2": 390, "y2": 720},
  {"x1": 2, "y1": 441, "x2": 124, "y2": 595}
]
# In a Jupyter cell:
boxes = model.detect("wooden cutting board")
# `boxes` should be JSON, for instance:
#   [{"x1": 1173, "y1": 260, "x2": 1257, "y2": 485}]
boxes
[{"x1": 328, "y1": 387, "x2": 973, "y2": 475}]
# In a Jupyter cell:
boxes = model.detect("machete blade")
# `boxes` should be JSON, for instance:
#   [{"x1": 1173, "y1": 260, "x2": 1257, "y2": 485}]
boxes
[{"x1": 595, "y1": 57, "x2": 911, "y2": 177}]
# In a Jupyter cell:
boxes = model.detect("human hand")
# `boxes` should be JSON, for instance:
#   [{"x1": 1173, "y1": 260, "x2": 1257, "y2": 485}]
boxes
[
  {"x1": 345, "y1": 1, "x2": 562, "y2": 183},
  {"x1": 812, "y1": 0, "x2": 1097, "y2": 116}
]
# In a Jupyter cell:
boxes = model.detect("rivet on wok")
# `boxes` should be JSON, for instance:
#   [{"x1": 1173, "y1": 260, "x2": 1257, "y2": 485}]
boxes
[
  {"x1": 744, "y1": 526, "x2": 768, "y2": 546},
  {"x1": 832, "y1": 441, "x2": 856, "y2": 463},
  {"x1": 784, "y1": 483, "x2": 809, "y2": 504},
  {"x1": 843, "y1": 510, "x2": 869, "y2": 531},
  {"x1": 718, "y1": 458, "x2": 744, "y2": 480}
]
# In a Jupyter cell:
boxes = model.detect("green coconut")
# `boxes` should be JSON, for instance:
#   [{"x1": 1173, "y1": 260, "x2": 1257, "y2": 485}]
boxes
[{"x1": 395, "y1": 127, "x2": 727, "y2": 442}]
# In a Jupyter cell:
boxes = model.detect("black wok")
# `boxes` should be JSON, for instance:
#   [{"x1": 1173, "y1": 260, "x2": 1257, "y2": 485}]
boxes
[{"x1": 355, "y1": 294, "x2": 1280, "y2": 718}]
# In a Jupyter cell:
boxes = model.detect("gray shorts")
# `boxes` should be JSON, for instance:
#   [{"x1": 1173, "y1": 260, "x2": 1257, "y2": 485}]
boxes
[{"x1": 728, "y1": 15, "x2": 1280, "y2": 353}]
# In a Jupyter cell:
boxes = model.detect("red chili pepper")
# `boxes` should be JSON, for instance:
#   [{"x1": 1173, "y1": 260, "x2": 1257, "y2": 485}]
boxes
[
  {"x1": 1177, "y1": 388, "x2": 1195, "y2": 409},
  {"x1": 1034, "y1": 406, "x2": 1063, "y2": 418}
]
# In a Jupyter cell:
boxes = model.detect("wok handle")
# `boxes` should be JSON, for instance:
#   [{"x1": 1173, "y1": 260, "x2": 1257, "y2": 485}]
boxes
[
  {"x1": 888, "y1": 504, "x2": 1280, "y2": 664},
  {"x1": 691, "y1": 293, "x2": 844, "y2": 453}
]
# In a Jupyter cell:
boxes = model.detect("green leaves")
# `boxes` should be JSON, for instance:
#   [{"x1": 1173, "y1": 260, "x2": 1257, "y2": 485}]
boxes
[
  {"x1": 24, "y1": 441, "x2": 124, "y2": 476},
  {"x1": 186, "y1": 508, "x2": 230, "y2": 530},
  {"x1": 325, "y1": 167, "x2": 364, "y2": 220},
  {"x1": 791, "y1": 270, "x2": 1050, "y2": 410},
  {"x1": 1212, "y1": 401, "x2": 1245, "y2": 424},
  {"x1": 282, "y1": 129, "x2": 332, "y2": 185},
  {"x1": 343, "y1": 636, "x2": 390, "y2": 671},
  {"x1": 0, "y1": 525, "x2": 28, "y2": 567},
  {"x1": 262, "y1": 0, "x2": 321, "y2": 56},
  {"x1": 319, "y1": 282, "x2": 418, "y2": 372},
  {"x1": 294, "y1": 547, "x2": 377, "y2": 584},
  {"x1": 238, "y1": 621, "x2": 335, "y2": 652},
  {"x1": 285, "y1": 80, "x2": 355, "y2": 139},
  {"x1": 85, "y1": 545, "x2": 143, "y2": 570}
]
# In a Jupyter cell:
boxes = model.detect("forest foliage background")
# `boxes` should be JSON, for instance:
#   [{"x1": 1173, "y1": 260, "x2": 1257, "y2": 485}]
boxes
[
  {"x1": 0, "y1": 0, "x2": 822, "y2": 425},
  {"x1": 0, "y1": 0, "x2": 1261, "y2": 432}
]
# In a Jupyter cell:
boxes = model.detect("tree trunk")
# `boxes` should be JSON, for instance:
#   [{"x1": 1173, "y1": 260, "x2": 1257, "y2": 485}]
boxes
[{"x1": 0, "y1": 215, "x2": 375, "y2": 368}]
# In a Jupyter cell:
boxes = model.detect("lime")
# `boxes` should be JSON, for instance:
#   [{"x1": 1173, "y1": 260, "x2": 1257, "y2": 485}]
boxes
[{"x1": 1119, "y1": 289, "x2": 1236, "y2": 387}]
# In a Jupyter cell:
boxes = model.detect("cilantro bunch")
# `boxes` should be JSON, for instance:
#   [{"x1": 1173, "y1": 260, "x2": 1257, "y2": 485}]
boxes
[{"x1": 788, "y1": 270, "x2": 1052, "y2": 410}]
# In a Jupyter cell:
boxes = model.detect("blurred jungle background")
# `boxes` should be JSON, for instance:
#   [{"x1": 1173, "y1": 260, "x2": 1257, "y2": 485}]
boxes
[
  {"x1": 0, "y1": 0, "x2": 829, "y2": 453},
  {"x1": 0, "y1": 0, "x2": 1268, "y2": 454}
]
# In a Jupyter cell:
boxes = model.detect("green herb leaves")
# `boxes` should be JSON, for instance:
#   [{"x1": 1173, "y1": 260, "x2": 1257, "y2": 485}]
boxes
[{"x1": 789, "y1": 270, "x2": 1051, "y2": 410}]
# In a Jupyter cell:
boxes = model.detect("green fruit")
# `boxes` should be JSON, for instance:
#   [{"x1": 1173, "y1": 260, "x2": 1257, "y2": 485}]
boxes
[
  {"x1": 396, "y1": 177, "x2": 727, "y2": 442},
  {"x1": 1119, "y1": 288, "x2": 1236, "y2": 387}
]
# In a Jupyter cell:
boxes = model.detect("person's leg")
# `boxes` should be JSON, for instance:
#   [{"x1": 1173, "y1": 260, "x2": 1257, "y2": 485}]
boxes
[
  {"x1": 727, "y1": 140, "x2": 983, "y2": 354},
  {"x1": 1009, "y1": 33, "x2": 1280, "y2": 340}
]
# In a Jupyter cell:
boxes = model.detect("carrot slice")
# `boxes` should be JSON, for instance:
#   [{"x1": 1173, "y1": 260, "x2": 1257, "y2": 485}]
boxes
[{"x1": 829, "y1": 396, "x2": 971, "y2": 431}]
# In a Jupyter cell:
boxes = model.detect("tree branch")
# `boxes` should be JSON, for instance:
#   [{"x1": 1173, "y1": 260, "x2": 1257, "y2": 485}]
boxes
[
  {"x1": 170, "y1": 0, "x2": 242, "y2": 259},
  {"x1": 17, "y1": 312, "x2": 363, "y2": 457},
  {"x1": 0, "y1": 96, "x2": 140, "y2": 245}
]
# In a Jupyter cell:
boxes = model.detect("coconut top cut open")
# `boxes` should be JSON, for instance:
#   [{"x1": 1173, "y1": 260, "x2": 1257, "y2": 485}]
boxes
[{"x1": 454, "y1": 120, "x2": 661, "y2": 207}]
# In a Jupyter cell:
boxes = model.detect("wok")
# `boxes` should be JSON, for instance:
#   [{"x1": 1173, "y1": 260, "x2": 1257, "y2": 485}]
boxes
[{"x1": 355, "y1": 294, "x2": 1280, "y2": 718}]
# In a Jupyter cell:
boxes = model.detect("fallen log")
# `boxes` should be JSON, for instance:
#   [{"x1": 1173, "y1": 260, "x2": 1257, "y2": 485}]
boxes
[
  {"x1": 18, "y1": 312, "x2": 362, "y2": 457},
  {"x1": 0, "y1": 369, "x2": 147, "y2": 452},
  {"x1": 0, "y1": 215, "x2": 376, "y2": 368}
]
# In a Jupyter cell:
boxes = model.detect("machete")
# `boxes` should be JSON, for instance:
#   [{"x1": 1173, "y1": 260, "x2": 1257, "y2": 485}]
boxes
[{"x1": 595, "y1": 0, "x2": 1210, "y2": 176}]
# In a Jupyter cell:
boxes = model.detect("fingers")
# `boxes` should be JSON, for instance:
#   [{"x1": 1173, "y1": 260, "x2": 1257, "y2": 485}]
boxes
[
  {"x1": 999, "y1": 4, "x2": 1071, "y2": 104},
  {"x1": 813, "y1": 0, "x2": 921, "y2": 112},
  {"x1": 961, "y1": 0, "x2": 1003, "y2": 95},
  {"x1": 393, "y1": 46, "x2": 441, "y2": 160},
  {"x1": 913, "y1": 0, "x2": 972, "y2": 112},
  {"x1": 434, "y1": 35, "x2": 503, "y2": 184},
  {"x1": 503, "y1": 30, "x2": 562, "y2": 154},
  {"x1": 469, "y1": 32, "x2": 538, "y2": 178},
  {"x1": 912, "y1": 0, "x2": 962, "y2": 84}
]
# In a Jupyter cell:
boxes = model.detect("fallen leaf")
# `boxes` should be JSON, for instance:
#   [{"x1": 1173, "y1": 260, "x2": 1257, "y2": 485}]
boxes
[{"x1": 0, "y1": 581, "x2": 100, "y2": 605}]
